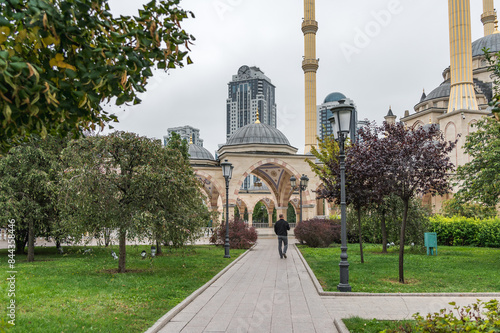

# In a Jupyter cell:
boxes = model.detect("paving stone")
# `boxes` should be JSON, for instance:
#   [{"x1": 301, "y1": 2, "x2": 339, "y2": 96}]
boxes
[
  {"x1": 148, "y1": 239, "x2": 500, "y2": 333},
  {"x1": 157, "y1": 321, "x2": 187, "y2": 333}
]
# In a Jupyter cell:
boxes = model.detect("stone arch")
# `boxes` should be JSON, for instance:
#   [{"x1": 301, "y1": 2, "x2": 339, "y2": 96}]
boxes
[
  {"x1": 235, "y1": 197, "x2": 249, "y2": 220},
  {"x1": 194, "y1": 170, "x2": 224, "y2": 207},
  {"x1": 445, "y1": 121, "x2": 458, "y2": 167},
  {"x1": 252, "y1": 197, "x2": 276, "y2": 227},
  {"x1": 235, "y1": 158, "x2": 312, "y2": 208},
  {"x1": 468, "y1": 119, "x2": 478, "y2": 134},
  {"x1": 412, "y1": 120, "x2": 424, "y2": 129}
]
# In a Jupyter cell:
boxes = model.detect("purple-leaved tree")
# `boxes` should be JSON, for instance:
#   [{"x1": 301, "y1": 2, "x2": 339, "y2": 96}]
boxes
[{"x1": 376, "y1": 122, "x2": 456, "y2": 283}]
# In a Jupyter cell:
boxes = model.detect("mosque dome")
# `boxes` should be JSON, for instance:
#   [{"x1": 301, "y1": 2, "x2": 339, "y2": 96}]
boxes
[
  {"x1": 226, "y1": 122, "x2": 291, "y2": 146},
  {"x1": 188, "y1": 144, "x2": 214, "y2": 160},
  {"x1": 423, "y1": 80, "x2": 451, "y2": 102},
  {"x1": 471, "y1": 33, "x2": 500, "y2": 57},
  {"x1": 323, "y1": 92, "x2": 347, "y2": 104}
]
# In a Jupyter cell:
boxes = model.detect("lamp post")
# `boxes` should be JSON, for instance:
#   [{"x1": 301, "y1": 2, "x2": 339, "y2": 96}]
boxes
[
  {"x1": 329, "y1": 99, "x2": 353, "y2": 292},
  {"x1": 221, "y1": 159, "x2": 233, "y2": 258},
  {"x1": 290, "y1": 174, "x2": 309, "y2": 223}
]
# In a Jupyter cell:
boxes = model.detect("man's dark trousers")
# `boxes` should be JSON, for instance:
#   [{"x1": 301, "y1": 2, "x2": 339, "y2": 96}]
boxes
[
  {"x1": 274, "y1": 217, "x2": 290, "y2": 259},
  {"x1": 278, "y1": 235, "x2": 288, "y2": 258}
]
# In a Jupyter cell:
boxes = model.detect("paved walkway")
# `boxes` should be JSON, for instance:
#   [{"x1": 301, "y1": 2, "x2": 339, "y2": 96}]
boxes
[{"x1": 147, "y1": 238, "x2": 500, "y2": 333}]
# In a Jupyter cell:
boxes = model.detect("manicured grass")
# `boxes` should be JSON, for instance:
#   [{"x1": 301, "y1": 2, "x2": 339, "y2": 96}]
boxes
[
  {"x1": 343, "y1": 317, "x2": 414, "y2": 333},
  {"x1": 298, "y1": 243, "x2": 500, "y2": 293},
  {"x1": 0, "y1": 245, "x2": 245, "y2": 332}
]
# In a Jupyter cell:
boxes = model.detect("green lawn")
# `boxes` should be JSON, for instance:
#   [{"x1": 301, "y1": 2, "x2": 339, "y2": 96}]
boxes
[
  {"x1": 0, "y1": 245, "x2": 245, "y2": 333},
  {"x1": 343, "y1": 317, "x2": 414, "y2": 333},
  {"x1": 298, "y1": 243, "x2": 500, "y2": 293}
]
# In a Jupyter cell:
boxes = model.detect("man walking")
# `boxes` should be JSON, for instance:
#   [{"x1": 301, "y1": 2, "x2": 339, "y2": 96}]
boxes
[{"x1": 274, "y1": 214, "x2": 290, "y2": 259}]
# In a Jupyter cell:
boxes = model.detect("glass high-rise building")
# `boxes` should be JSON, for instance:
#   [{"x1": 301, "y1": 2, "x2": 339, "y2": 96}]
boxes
[
  {"x1": 226, "y1": 65, "x2": 277, "y2": 139},
  {"x1": 317, "y1": 92, "x2": 360, "y2": 143},
  {"x1": 164, "y1": 125, "x2": 203, "y2": 147}
]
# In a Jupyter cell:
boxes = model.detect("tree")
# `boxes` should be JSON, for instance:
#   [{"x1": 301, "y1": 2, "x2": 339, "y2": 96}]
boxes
[
  {"x1": 252, "y1": 201, "x2": 268, "y2": 224},
  {"x1": 454, "y1": 117, "x2": 500, "y2": 208},
  {"x1": 0, "y1": 136, "x2": 63, "y2": 260},
  {"x1": 306, "y1": 133, "x2": 339, "y2": 183},
  {"x1": 314, "y1": 125, "x2": 386, "y2": 263},
  {"x1": 377, "y1": 122, "x2": 455, "y2": 283},
  {"x1": 485, "y1": 50, "x2": 500, "y2": 121},
  {"x1": 166, "y1": 131, "x2": 189, "y2": 160},
  {"x1": 0, "y1": 0, "x2": 194, "y2": 151},
  {"x1": 60, "y1": 131, "x2": 208, "y2": 273}
]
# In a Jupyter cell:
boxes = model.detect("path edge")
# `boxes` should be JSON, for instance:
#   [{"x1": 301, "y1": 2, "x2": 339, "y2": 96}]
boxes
[
  {"x1": 145, "y1": 243, "x2": 257, "y2": 333},
  {"x1": 293, "y1": 243, "x2": 500, "y2": 297}
]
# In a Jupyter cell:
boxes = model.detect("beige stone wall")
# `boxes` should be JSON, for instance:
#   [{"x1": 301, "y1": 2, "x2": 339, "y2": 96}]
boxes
[{"x1": 192, "y1": 153, "x2": 324, "y2": 226}]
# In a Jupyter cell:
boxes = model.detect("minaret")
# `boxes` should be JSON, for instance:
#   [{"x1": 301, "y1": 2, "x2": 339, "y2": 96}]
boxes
[
  {"x1": 447, "y1": 0, "x2": 478, "y2": 113},
  {"x1": 482, "y1": 0, "x2": 497, "y2": 36},
  {"x1": 384, "y1": 106, "x2": 397, "y2": 125},
  {"x1": 302, "y1": 0, "x2": 319, "y2": 154}
]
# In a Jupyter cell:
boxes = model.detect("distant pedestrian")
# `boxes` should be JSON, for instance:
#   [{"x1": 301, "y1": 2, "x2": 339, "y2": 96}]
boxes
[{"x1": 274, "y1": 214, "x2": 290, "y2": 259}]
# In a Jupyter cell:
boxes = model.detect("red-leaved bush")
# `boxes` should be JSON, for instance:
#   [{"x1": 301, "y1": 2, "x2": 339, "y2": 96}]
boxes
[
  {"x1": 210, "y1": 218, "x2": 258, "y2": 249},
  {"x1": 294, "y1": 218, "x2": 341, "y2": 248}
]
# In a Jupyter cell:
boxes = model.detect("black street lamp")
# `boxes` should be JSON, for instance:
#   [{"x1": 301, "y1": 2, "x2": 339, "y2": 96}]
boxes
[
  {"x1": 290, "y1": 174, "x2": 309, "y2": 223},
  {"x1": 329, "y1": 99, "x2": 353, "y2": 292},
  {"x1": 221, "y1": 159, "x2": 234, "y2": 258}
]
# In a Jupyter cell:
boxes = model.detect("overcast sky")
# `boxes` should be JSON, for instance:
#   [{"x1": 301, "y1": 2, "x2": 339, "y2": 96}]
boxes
[{"x1": 104, "y1": 0, "x2": 489, "y2": 155}]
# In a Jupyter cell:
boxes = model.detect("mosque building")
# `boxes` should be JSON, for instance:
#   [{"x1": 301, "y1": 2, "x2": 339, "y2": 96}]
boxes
[
  {"x1": 401, "y1": 0, "x2": 498, "y2": 211},
  {"x1": 179, "y1": 0, "x2": 498, "y2": 224}
]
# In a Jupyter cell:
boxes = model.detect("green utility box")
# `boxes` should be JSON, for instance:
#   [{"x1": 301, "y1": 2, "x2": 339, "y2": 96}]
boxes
[{"x1": 425, "y1": 232, "x2": 437, "y2": 255}]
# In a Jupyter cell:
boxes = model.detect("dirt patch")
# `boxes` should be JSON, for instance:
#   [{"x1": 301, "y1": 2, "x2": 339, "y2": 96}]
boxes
[
  {"x1": 381, "y1": 277, "x2": 421, "y2": 285},
  {"x1": 99, "y1": 268, "x2": 150, "y2": 274}
]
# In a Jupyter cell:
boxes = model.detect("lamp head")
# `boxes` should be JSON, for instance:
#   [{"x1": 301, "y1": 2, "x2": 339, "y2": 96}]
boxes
[
  {"x1": 290, "y1": 175, "x2": 297, "y2": 188},
  {"x1": 300, "y1": 174, "x2": 309, "y2": 188},
  {"x1": 328, "y1": 103, "x2": 354, "y2": 140},
  {"x1": 221, "y1": 159, "x2": 233, "y2": 179}
]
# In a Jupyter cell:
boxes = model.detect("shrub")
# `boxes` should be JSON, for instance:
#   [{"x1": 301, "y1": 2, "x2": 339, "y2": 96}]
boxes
[
  {"x1": 209, "y1": 218, "x2": 257, "y2": 249},
  {"x1": 442, "y1": 198, "x2": 497, "y2": 219},
  {"x1": 294, "y1": 218, "x2": 340, "y2": 248},
  {"x1": 346, "y1": 195, "x2": 431, "y2": 246},
  {"x1": 429, "y1": 215, "x2": 500, "y2": 247},
  {"x1": 383, "y1": 299, "x2": 500, "y2": 333}
]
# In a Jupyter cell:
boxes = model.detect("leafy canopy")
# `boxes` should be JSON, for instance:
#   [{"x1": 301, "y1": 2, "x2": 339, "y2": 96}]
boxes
[
  {"x1": 454, "y1": 117, "x2": 500, "y2": 207},
  {"x1": 0, "y1": 0, "x2": 194, "y2": 151}
]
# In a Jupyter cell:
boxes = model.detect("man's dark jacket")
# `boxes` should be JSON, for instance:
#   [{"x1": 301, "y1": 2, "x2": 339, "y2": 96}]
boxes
[{"x1": 274, "y1": 219, "x2": 290, "y2": 236}]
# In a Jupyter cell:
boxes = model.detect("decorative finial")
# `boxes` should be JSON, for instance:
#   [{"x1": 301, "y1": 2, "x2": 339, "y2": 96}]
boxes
[
  {"x1": 189, "y1": 135, "x2": 193, "y2": 144},
  {"x1": 429, "y1": 117, "x2": 432, "y2": 124},
  {"x1": 255, "y1": 108, "x2": 261, "y2": 124},
  {"x1": 495, "y1": 18, "x2": 500, "y2": 34}
]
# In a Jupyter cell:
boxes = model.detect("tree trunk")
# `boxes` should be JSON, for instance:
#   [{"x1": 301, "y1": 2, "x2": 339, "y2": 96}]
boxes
[
  {"x1": 399, "y1": 199, "x2": 409, "y2": 283},
  {"x1": 381, "y1": 208, "x2": 388, "y2": 253},
  {"x1": 156, "y1": 240, "x2": 162, "y2": 255},
  {"x1": 27, "y1": 219, "x2": 35, "y2": 262},
  {"x1": 357, "y1": 207, "x2": 364, "y2": 264},
  {"x1": 118, "y1": 229, "x2": 126, "y2": 273},
  {"x1": 15, "y1": 232, "x2": 28, "y2": 255},
  {"x1": 104, "y1": 228, "x2": 111, "y2": 247}
]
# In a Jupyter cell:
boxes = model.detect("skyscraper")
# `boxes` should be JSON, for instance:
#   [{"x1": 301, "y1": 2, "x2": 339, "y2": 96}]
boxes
[
  {"x1": 164, "y1": 125, "x2": 204, "y2": 147},
  {"x1": 317, "y1": 92, "x2": 359, "y2": 143},
  {"x1": 226, "y1": 65, "x2": 277, "y2": 140}
]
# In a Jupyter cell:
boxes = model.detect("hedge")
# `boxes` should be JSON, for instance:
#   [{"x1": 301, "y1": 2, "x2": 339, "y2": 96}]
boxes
[
  {"x1": 428, "y1": 215, "x2": 500, "y2": 247},
  {"x1": 294, "y1": 218, "x2": 341, "y2": 248}
]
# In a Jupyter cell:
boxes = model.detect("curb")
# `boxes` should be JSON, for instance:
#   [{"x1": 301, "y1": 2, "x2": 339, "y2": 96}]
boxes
[
  {"x1": 293, "y1": 244, "x2": 500, "y2": 298},
  {"x1": 145, "y1": 243, "x2": 257, "y2": 333},
  {"x1": 334, "y1": 318, "x2": 350, "y2": 333}
]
